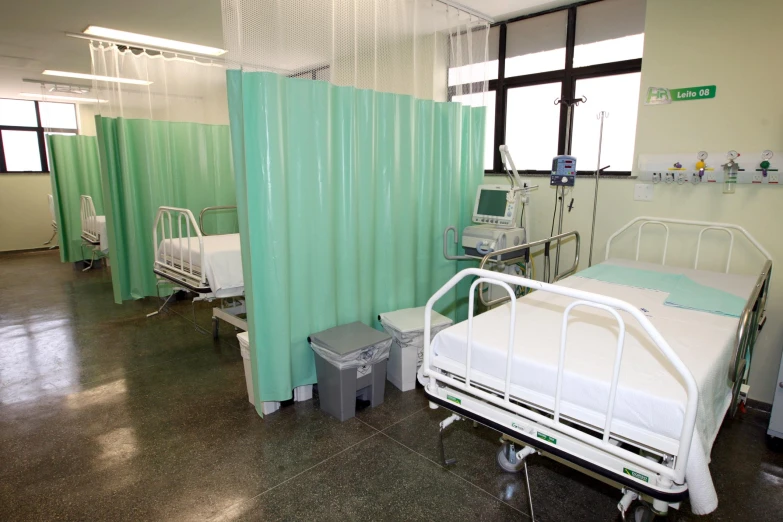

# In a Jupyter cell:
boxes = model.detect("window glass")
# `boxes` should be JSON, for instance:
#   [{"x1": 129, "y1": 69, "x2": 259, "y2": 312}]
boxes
[
  {"x1": 453, "y1": 90, "x2": 495, "y2": 171},
  {"x1": 505, "y1": 82, "x2": 562, "y2": 171},
  {"x1": 0, "y1": 99, "x2": 38, "y2": 127},
  {"x1": 2, "y1": 130, "x2": 42, "y2": 171},
  {"x1": 505, "y1": 11, "x2": 567, "y2": 77},
  {"x1": 39, "y1": 102, "x2": 78, "y2": 130},
  {"x1": 448, "y1": 25, "x2": 500, "y2": 86},
  {"x1": 573, "y1": 0, "x2": 646, "y2": 67},
  {"x1": 571, "y1": 72, "x2": 641, "y2": 172}
]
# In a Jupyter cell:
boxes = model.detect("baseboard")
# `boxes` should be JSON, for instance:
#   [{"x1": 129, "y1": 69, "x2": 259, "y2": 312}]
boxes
[{"x1": 747, "y1": 398, "x2": 773, "y2": 413}]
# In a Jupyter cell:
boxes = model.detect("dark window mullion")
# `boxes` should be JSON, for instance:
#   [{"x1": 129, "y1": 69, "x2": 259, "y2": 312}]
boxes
[
  {"x1": 557, "y1": 6, "x2": 578, "y2": 156},
  {"x1": 491, "y1": 23, "x2": 507, "y2": 172},
  {"x1": 0, "y1": 130, "x2": 7, "y2": 173},
  {"x1": 33, "y1": 101, "x2": 49, "y2": 173}
]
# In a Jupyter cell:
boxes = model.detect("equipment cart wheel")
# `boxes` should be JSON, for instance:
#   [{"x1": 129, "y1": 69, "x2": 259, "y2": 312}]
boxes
[
  {"x1": 496, "y1": 442, "x2": 525, "y2": 473},
  {"x1": 212, "y1": 317, "x2": 219, "y2": 340}
]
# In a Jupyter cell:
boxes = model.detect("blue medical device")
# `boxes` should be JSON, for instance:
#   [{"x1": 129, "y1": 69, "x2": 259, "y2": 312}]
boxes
[{"x1": 550, "y1": 155, "x2": 577, "y2": 187}]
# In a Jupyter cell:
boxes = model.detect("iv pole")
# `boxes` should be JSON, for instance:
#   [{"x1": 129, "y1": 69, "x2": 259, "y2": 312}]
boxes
[
  {"x1": 588, "y1": 111, "x2": 609, "y2": 267},
  {"x1": 552, "y1": 96, "x2": 586, "y2": 281}
]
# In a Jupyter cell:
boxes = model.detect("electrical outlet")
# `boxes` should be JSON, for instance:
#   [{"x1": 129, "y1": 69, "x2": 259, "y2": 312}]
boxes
[
  {"x1": 706, "y1": 172, "x2": 717, "y2": 183},
  {"x1": 753, "y1": 173, "x2": 763, "y2": 183},
  {"x1": 770, "y1": 172, "x2": 779, "y2": 184},
  {"x1": 634, "y1": 183, "x2": 654, "y2": 201}
]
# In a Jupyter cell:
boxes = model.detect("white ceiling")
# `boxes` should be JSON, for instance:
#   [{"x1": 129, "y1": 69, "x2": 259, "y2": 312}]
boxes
[{"x1": 0, "y1": 0, "x2": 573, "y2": 98}]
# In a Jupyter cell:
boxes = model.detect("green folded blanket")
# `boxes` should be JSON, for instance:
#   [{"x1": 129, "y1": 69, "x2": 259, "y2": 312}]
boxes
[{"x1": 577, "y1": 264, "x2": 745, "y2": 317}]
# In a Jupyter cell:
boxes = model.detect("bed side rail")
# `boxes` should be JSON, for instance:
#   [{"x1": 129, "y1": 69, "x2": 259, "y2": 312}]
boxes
[
  {"x1": 152, "y1": 206, "x2": 208, "y2": 290},
  {"x1": 605, "y1": 216, "x2": 772, "y2": 272},
  {"x1": 477, "y1": 230, "x2": 580, "y2": 308},
  {"x1": 421, "y1": 268, "x2": 699, "y2": 486},
  {"x1": 80, "y1": 195, "x2": 100, "y2": 243},
  {"x1": 198, "y1": 205, "x2": 237, "y2": 236}
]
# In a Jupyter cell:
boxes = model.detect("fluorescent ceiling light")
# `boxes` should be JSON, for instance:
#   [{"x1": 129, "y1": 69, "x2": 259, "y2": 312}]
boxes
[
  {"x1": 42, "y1": 70, "x2": 152, "y2": 85},
  {"x1": 20, "y1": 93, "x2": 108, "y2": 104},
  {"x1": 83, "y1": 26, "x2": 227, "y2": 56}
]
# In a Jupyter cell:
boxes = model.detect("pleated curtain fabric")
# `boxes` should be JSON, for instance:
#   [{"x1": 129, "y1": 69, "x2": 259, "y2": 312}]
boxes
[
  {"x1": 48, "y1": 135, "x2": 104, "y2": 263},
  {"x1": 96, "y1": 117, "x2": 236, "y2": 303},
  {"x1": 227, "y1": 71, "x2": 485, "y2": 406}
]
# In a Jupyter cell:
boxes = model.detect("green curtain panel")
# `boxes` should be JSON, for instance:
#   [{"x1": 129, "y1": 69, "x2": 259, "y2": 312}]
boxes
[
  {"x1": 48, "y1": 135, "x2": 104, "y2": 263},
  {"x1": 227, "y1": 71, "x2": 485, "y2": 409},
  {"x1": 95, "y1": 117, "x2": 236, "y2": 303}
]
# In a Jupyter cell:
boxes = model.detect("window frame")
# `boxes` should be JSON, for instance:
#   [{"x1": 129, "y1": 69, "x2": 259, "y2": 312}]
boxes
[
  {"x1": 0, "y1": 98, "x2": 79, "y2": 174},
  {"x1": 478, "y1": 0, "x2": 643, "y2": 176}
]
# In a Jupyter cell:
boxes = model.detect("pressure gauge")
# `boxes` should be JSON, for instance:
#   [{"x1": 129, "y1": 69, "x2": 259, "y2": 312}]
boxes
[
  {"x1": 727, "y1": 150, "x2": 739, "y2": 161},
  {"x1": 762, "y1": 150, "x2": 774, "y2": 160},
  {"x1": 697, "y1": 151, "x2": 708, "y2": 161}
]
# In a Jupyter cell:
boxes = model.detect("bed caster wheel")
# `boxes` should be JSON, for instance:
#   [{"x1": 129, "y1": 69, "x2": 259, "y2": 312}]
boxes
[
  {"x1": 496, "y1": 443, "x2": 525, "y2": 473},
  {"x1": 632, "y1": 504, "x2": 656, "y2": 522},
  {"x1": 212, "y1": 317, "x2": 219, "y2": 340}
]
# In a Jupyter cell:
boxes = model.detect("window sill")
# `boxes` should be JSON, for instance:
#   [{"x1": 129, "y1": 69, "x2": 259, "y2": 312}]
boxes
[{"x1": 485, "y1": 171, "x2": 637, "y2": 180}]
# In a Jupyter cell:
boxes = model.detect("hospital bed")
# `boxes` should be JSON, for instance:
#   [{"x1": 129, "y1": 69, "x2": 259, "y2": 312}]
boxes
[
  {"x1": 80, "y1": 195, "x2": 108, "y2": 271},
  {"x1": 420, "y1": 217, "x2": 771, "y2": 520},
  {"x1": 150, "y1": 205, "x2": 246, "y2": 339}
]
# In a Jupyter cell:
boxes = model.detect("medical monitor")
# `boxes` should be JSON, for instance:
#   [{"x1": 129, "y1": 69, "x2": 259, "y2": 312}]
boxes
[{"x1": 472, "y1": 184, "x2": 519, "y2": 228}]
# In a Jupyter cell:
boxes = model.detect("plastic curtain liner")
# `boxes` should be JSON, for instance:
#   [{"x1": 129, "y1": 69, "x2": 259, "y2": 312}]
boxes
[
  {"x1": 227, "y1": 71, "x2": 485, "y2": 407},
  {"x1": 48, "y1": 135, "x2": 104, "y2": 263},
  {"x1": 96, "y1": 117, "x2": 236, "y2": 303}
]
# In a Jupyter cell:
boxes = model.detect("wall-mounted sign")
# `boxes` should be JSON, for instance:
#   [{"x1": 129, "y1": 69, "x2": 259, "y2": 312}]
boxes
[{"x1": 645, "y1": 85, "x2": 716, "y2": 105}]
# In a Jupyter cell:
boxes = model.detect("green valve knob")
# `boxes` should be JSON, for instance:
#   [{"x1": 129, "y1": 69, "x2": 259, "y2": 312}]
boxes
[{"x1": 761, "y1": 160, "x2": 771, "y2": 169}]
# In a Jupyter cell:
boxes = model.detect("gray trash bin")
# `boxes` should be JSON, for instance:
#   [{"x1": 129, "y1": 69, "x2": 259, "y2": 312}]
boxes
[{"x1": 308, "y1": 321, "x2": 392, "y2": 422}]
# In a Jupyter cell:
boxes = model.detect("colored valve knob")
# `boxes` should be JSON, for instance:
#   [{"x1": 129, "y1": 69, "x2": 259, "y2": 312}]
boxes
[
  {"x1": 761, "y1": 160, "x2": 771, "y2": 177},
  {"x1": 696, "y1": 160, "x2": 706, "y2": 178}
]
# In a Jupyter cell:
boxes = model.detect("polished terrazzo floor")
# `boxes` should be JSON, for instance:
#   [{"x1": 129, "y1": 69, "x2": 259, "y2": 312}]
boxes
[{"x1": 1, "y1": 250, "x2": 782, "y2": 521}]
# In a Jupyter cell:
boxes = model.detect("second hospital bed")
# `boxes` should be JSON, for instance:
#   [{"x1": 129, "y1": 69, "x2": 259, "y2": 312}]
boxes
[
  {"x1": 419, "y1": 217, "x2": 771, "y2": 519},
  {"x1": 151, "y1": 206, "x2": 246, "y2": 337},
  {"x1": 80, "y1": 195, "x2": 108, "y2": 270}
]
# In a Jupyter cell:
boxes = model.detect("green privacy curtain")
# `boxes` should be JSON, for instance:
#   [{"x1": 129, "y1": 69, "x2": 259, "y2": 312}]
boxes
[
  {"x1": 48, "y1": 134, "x2": 104, "y2": 263},
  {"x1": 227, "y1": 71, "x2": 485, "y2": 407},
  {"x1": 96, "y1": 117, "x2": 236, "y2": 303}
]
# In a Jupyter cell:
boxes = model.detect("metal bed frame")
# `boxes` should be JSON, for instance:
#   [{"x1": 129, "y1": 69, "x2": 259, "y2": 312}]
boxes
[
  {"x1": 149, "y1": 205, "x2": 246, "y2": 339},
  {"x1": 80, "y1": 195, "x2": 105, "y2": 271},
  {"x1": 421, "y1": 217, "x2": 771, "y2": 521}
]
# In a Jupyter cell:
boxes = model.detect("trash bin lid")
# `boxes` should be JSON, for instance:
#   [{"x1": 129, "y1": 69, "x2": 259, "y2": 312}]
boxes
[
  {"x1": 309, "y1": 321, "x2": 391, "y2": 356},
  {"x1": 379, "y1": 307, "x2": 452, "y2": 333}
]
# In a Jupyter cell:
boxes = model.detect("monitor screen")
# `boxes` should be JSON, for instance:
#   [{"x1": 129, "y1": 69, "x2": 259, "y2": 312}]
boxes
[{"x1": 476, "y1": 189, "x2": 508, "y2": 217}]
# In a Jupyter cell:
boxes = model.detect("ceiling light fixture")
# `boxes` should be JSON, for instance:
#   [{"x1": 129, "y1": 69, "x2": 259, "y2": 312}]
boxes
[
  {"x1": 20, "y1": 93, "x2": 108, "y2": 104},
  {"x1": 82, "y1": 26, "x2": 227, "y2": 57},
  {"x1": 42, "y1": 70, "x2": 152, "y2": 85}
]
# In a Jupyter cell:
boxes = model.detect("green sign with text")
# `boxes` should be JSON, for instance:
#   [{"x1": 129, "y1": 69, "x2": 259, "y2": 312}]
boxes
[{"x1": 645, "y1": 85, "x2": 716, "y2": 105}]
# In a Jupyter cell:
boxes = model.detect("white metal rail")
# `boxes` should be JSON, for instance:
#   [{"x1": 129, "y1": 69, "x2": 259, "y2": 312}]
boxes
[
  {"x1": 422, "y1": 268, "x2": 699, "y2": 487},
  {"x1": 606, "y1": 216, "x2": 772, "y2": 271},
  {"x1": 152, "y1": 206, "x2": 209, "y2": 291},
  {"x1": 80, "y1": 195, "x2": 100, "y2": 244}
]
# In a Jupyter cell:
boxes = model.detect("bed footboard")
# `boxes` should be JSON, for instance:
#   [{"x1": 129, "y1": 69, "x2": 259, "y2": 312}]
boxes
[
  {"x1": 152, "y1": 206, "x2": 210, "y2": 293},
  {"x1": 80, "y1": 195, "x2": 100, "y2": 244}
]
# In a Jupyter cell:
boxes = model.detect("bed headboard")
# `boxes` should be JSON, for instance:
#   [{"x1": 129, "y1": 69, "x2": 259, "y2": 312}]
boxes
[{"x1": 605, "y1": 217, "x2": 771, "y2": 274}]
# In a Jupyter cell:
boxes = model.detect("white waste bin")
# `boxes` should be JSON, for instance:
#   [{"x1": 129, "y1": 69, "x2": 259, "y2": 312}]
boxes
[
  {"x1": 237, "y1": 332, "x2": 281, "y2": 414},
  {"x1": 379, "y1": 307, "x2": 453, "y2": 392}
]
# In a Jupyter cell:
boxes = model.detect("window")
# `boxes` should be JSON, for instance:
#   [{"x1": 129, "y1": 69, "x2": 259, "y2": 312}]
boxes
[
  {"x1": 0, "y1": 98, "x2": 78, "y2": 173},
  {"x1": 449, "y1": 0, "x2": 645, "y2": 175}
]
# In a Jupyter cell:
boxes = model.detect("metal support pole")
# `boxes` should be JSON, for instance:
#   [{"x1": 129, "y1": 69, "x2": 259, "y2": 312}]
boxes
[{"x1": 588, "y1": 111, "x2": 609, "y2": 267}]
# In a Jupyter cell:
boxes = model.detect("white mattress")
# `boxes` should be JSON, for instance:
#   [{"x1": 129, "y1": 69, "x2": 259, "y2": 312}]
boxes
[
  {"x1": 430, "y1": 259, "x2": 756, "y2": 514},
  {"x1": 158, "y1": 233, "x2": 243, "y2": 298},
  {"x1": 95, "y1": 216, "x2": 108, "y2": 253}
]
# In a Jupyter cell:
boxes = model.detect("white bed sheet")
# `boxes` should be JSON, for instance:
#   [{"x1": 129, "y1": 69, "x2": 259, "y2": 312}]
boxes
[
  {"x1": 95, "y1": 216, "x2": 108, "y2": 253},
  {"x1": 430, "y1": 259, "x2": 756, "y2": 514},
  {"x1": 158, "y1": 233, "x2": 243, "y2": 298}
]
